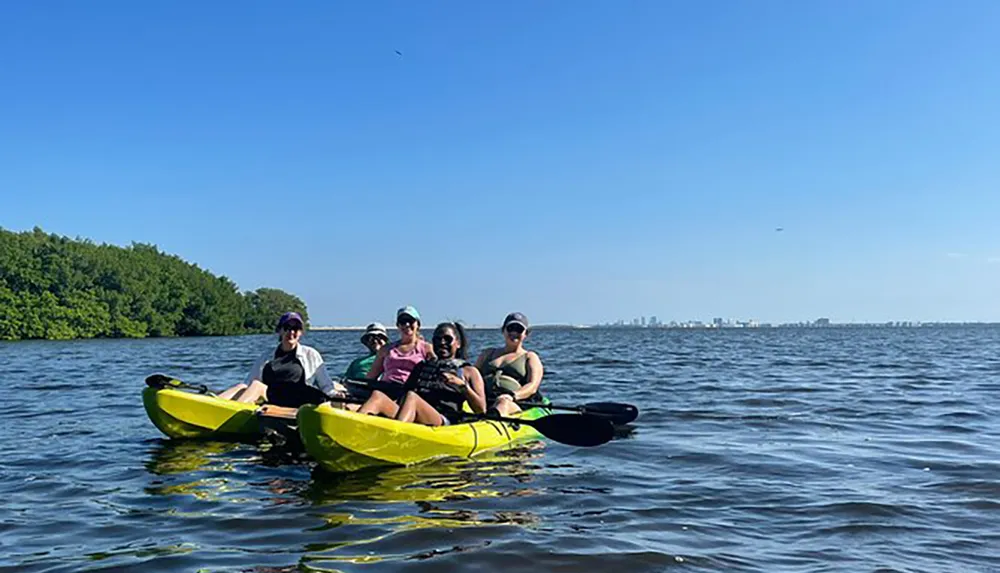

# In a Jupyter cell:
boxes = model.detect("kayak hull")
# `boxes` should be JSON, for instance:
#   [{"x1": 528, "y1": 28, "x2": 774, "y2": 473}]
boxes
[
  {"x1": 297, "y1": 404, "x2": 550, "y2": 473},
  {"x1": 142, "y1": 386, "x2": 261, "y2": 439}
]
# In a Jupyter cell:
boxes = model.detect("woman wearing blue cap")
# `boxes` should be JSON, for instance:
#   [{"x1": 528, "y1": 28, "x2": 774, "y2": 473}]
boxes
[
  {"x1": 365, "y1": 305, "x2": 436, "y2": 393},
  {"x1": 359, "y1": 321, "x2": 486, "y2": 426},
  {"x1": 475, "y1": 312, "x2": 545, "y2": 416},
  {"x1": 218, "y1": 312, "x2": 346, "y2": 407}
]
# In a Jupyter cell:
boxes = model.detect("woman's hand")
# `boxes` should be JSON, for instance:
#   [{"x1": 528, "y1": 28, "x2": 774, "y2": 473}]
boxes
[{"x1": 441, "y1": 371, "x2": 467, "y2": 387}]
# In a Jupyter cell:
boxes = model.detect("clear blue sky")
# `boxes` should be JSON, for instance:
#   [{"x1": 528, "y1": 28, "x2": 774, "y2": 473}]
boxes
[{"x1": 2, "y1": 1, "x2": 999, "y2": 325}]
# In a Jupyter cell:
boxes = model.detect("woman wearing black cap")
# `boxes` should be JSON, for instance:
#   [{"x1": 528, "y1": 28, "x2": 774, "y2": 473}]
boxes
[
  {"x1": 218, "y1": 312, "x2": 346, "y2": 407},
  {"x1": 474, "y1": 312, "x2": 545, "y2": 416}
]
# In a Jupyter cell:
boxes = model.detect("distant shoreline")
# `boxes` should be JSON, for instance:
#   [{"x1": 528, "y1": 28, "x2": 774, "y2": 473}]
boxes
[{"x1": 3, "y1": 322, "x2": 998, "y2": 344}]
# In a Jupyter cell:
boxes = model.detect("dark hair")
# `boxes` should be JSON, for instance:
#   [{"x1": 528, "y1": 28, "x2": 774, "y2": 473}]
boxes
[{"x1": 433, "y1": 321, "x2": 468, "y2": 360}]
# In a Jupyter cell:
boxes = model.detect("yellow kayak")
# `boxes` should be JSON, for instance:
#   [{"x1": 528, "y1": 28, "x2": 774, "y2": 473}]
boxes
[
  {"x1": 142, "y1": 386, "x2": 261, "y2": 439},
  {"x1": 296, "y1": 404, "x2": 551, "y2": 473}
]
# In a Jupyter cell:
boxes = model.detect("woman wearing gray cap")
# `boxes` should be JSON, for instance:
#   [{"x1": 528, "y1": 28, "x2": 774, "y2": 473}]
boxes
[
  {"x1": 474, "y1": 312, "x2": 545, "y2": 416},
  {"x1": 218, "y1": 312, "x2": 346, "y2": 407},
  {"x1": 343, "y1": 322, "x2": 389, "y2": 380}
]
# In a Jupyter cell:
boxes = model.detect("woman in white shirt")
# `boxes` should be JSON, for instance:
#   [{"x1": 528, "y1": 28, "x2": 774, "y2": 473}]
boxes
[{"x1": 218, "y1": 312, "x2": 345, "y2": 407}]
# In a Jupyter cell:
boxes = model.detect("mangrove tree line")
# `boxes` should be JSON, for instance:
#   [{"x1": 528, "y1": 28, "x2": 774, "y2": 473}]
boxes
[{"x1": 0, "y1": 227, "x2": 309, "y2": 340}]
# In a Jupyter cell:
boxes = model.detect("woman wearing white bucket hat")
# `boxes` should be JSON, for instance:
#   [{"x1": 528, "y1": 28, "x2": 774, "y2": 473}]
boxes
[{"x1": 343, "y1": 322, "x2": 389, "y2": 380}]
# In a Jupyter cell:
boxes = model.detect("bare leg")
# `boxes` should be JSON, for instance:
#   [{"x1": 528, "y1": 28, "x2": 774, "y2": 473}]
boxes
[
  {"x1": 396, "y1": 391, "x2": 446, "y2": 426},
  {"x1": 493, "y1": 395, "x2": 522, "y2": 416},
  {"x1": 235, "y1": 380, "x2": 268, "y2": 404},
  {"x1": 218, "y1": 383, "x2": 247, "y2": 401},
  {"x1": 358, "y1": 390, "x2": 400, "y2": 418}
]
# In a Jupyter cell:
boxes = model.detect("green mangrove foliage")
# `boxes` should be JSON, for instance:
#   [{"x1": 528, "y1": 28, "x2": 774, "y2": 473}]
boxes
[{"x1": 0, "y1": 227, "x2": 309, "y2": 340}]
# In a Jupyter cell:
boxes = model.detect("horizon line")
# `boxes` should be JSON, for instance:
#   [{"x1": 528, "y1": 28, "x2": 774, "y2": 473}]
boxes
[{"x1": 311, "y1": 321, "x2": 1000, "y2": 331}]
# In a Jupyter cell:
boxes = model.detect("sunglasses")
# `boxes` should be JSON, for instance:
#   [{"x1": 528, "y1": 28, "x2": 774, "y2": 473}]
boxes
[
  {"x1": 281, "y1": 324, "x2": 302, "y2": 332},
  {"x1": 432, "y1": 334, "x2": 455, "y2": 345},
  {"x1": 397, "y1": 316, "x2": 416, "y2": 327},
  {"x1": 505, "y1": 324, "x2": 525, "y2": 335}
]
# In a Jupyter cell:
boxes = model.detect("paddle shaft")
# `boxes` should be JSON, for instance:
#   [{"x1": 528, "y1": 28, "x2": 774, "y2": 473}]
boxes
[{"x1": 517, "y1": 400, "x2": 639, "y2": 425}]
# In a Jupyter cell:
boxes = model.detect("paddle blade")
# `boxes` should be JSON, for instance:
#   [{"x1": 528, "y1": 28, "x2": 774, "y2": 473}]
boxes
[
  {"x1": 579, "y1": 402, "x2": 639, "y2": 425},
  {"x1": 526, "y1": 413, "x2": 615, "y2": 447},
  {"x1": 144, "y1": 374, "x2": 209, "y2": 394},
  {"x1": 145, "y1": 374, "x2": 178, "y2": 389}
]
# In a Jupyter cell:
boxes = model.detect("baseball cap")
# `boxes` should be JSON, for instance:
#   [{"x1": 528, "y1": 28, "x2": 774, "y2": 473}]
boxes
[
  {"x1": 361, "y1": 322, "x2": 389, "y2": 343},
  {"x1": 502, "y1": 312, "x2": 529, "y2": 330},
  {"x1": 276, "y1": 312, "x2": 305, "y2": 332},
  {"x1": 396, "y1": 305, "x2": 421, "y2": 322}
]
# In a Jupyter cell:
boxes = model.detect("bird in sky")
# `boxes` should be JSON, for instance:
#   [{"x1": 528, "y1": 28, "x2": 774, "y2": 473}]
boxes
[
  {"x1": 395, "y1": 50, "x2": 403, "y2": 56},
  {"x1": 775, "y1": 227, "x2": 784, "y2": 232}
]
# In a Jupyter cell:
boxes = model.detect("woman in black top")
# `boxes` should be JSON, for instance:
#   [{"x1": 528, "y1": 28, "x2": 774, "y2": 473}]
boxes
[
  {"x1": 359, "y1": 322, "x2": 486, "y2": 426},
  {"x1": 218, "y1": 312, "x2": 344, "y2": 407}
]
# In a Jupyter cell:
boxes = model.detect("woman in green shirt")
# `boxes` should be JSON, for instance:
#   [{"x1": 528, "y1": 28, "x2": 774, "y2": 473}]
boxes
[{"x1": 344, "y1": 322, "x2": 389, "y2": 380}]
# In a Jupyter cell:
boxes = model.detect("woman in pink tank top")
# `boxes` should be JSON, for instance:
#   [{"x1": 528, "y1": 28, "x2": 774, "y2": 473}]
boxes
[{"x1": 366, "y1": 305, "x2": 435, "y2": 384}]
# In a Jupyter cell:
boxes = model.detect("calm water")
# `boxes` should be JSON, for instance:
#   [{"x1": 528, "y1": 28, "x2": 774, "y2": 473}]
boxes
[{"x1": 3, "y1": 327, "x2": 1000, "y2": 572}]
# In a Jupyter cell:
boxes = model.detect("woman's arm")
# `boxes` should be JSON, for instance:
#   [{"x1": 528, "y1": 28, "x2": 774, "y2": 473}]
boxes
[
  {"x1": 474, "y1": 349, "x2": 490, "y2": 371},
  {"x1": 422, "y1": 340, "x2": 437, "y2": 360},
  {"x1": 460, "y1": 366, "x2": 487, "y2": 414},
  {"x1": 244, "y1": 350, "x2": 270, "y2": 386},
  {"x1": 366, "y1": 346, "x2": 388, "y2": 380},
  {"x1": 514, "y1": 351, "x2": 544, "y2": 400},
  {"x1": 314, "y1": 362, "x2": 346, "y2": 396}
]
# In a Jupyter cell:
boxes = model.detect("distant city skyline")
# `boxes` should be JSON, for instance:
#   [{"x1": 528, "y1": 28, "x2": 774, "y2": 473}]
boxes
[
  {"x1": 315, "y1": 316, "x2": 995, "y2": 330},
  {"x1": 591, "y1": 315, "x2": 997, "y2": 329}
]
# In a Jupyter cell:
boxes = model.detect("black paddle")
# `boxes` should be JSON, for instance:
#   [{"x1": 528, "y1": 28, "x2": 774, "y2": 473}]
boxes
[
  {"x1": 517, "y1": 400, "x2": 639, "y2": 425},
  {"x1": 466, "y1": 412, "x2": 615, "y2": 447},
  {"x1": 344, "y1": 377, "x2": 639, "y2": 425},
  {"x1": 145, "y1": 373, "x2": 213, "y2": 395}
]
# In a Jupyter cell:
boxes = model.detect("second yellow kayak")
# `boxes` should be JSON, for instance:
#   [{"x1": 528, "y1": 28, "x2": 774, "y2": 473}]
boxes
[{"x1": 296, "y1": 404, "x2": 551, "y2": 473}]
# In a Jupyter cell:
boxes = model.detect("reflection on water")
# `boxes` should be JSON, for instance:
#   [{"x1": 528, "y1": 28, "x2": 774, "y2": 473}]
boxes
[
  {"x1": 300, "y1": 446, "x2": 546, "y2": 568},
  {"x1": 142, "y1": 436, "x2": 546, "y2": 569},
  {"x1": 145, "y1": 439, "x2": 242, "y2": 475},
  {"x1": 302, "y1": 442, "x2": 543, "y2": 571},
  {"x1": 304, "y1": 443, "x2": 545, "y2": 504}
]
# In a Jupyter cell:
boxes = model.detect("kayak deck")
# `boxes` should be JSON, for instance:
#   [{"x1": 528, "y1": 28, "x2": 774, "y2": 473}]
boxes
[{"x1": 297, "y1": 404, "x2": 550, "y2": 473}]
